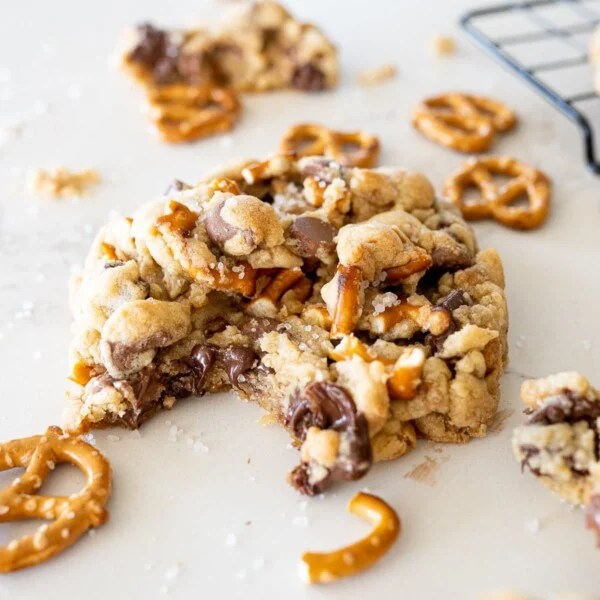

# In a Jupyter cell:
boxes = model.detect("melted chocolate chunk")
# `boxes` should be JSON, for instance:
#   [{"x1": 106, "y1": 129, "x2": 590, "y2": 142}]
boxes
[
  {"x1": 292, "y1": 63, "x2": 326, "y2": 91},
  {"x1": 527, "y1": 392, "x2": 600, "y2": 427},
  {"x1": 189, "y1": 343, "x2": 257, "y2": 389},
  {"x1": 286, "y1": 382, "x2": 372, "y2": 494},
  {"x1": 129, "y1": 23, "x2": 181, "y2": 84},
  {"x1": 299, "y1": 157, "x2": 342, "y2": 183},
  {"x1": 288, "y1": 216, "x2": 336, "y2": 259},
  {"x1": 586, "y1": 494, "x2": 600, "y2": 547},
  {"x1": 220, "y1": 346, "x2": 257, "y2": 387}
]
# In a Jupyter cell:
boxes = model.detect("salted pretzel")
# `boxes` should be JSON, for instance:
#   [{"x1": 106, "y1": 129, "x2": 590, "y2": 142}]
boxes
[
  {"x1": 279, "y1": 123, "x2": 380, "y2": 167},
  {"x1": 373, "y1": 299, "x2": 452, "y2": 337},
  {"x1": 300, "y1": 492, "x2": 400, "y2": 584},
  {"x1": 247, "y1": 268, "x2": 312, "y2": 316},
  {"x1": 146, "y1": 84, "x2": 241, "y2": 143},
  {"x1": 330, "y1": 336, "x2": 425, "y2": 400},
  {"x1": 412, "y1": 93, "x2": 517, "y2": 153},
  {"x1": 330, "y1": 266, "x2": 364, "y2": 337},
  {"x1": 443, "y1": 156, "x2": 551, "y2": 230},
  {"x1": 0, "y1": 426, "x2": 111, "y2": 572}
]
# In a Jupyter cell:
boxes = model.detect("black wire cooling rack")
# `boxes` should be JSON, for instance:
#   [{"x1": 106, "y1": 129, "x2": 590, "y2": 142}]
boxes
[{"x1": 460, "y1": 0, "x2": 600, "y2": 175}]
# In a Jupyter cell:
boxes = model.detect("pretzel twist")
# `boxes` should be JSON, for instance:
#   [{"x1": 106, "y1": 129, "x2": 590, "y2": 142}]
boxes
[
  {"x1": 0, "y1": 426, "x2": 111, "y2": 572},
  {"x1": 443, "y1": 156, "x2": 551, "y2": 230},
  {"x1": 300, "y1": 492, "x2": 400, "y2": 584},
  {"x1": 146, "y1": 84, "x2": 241, "y2": 143},
  {"x1": 280, "y1": 123, "x2": 380, "y2": 167},
  {"x1": 412, "y1": 93, "x2": 516, "y2": 153}
]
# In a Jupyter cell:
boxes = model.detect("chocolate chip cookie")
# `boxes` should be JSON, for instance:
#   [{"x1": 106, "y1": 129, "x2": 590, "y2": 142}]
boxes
[
  {"x1": 513, "y1": 372, "x2": 600, "y2": 506},
  {"x1": 67, "y1": 154, "x2": 508, "y2": 495},
  {"x1": 121, "y1": 1, "x2": 338, "y2": 92}
]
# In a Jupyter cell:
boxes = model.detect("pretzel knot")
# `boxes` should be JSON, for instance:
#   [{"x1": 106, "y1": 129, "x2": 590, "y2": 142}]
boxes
[
  {"x1": 146, "y1": 84, "x2": 241, "y2": 143},
  {"x1": 443, "y1": 156, "x2": 551, "y2": 230},
  {"x1": 411, "y1": 93, "x2": 516, "y2": 153},
  {"x1": 0, "y1": 426, "x2": 111, "y2": 572},
  {"x1": 279, "y1": 123, "x2": 380, "y2": 167}
]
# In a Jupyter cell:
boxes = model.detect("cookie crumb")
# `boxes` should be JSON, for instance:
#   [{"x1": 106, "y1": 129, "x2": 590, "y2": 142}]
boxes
[
  {"x1": 357, "y1": 64, "x2": 397, "y2": 86},
  {"x1": 29, "y1": 166, "x2": 100, "y2": 199},
  {"x1": 258, "y1": 413, "x2": 277, "y2": 426},
  {"x1": 430, "y1": 34, "x2": 456, "y2": 56}
]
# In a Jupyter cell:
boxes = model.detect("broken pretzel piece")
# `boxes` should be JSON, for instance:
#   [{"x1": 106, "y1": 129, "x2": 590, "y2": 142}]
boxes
[
  {"x1": 146, "y1": 83, "x2": 240, "y2": 143},
  {"x1": 330, "y1": 266, "x2": 364, "y2": 337},
  {"x1": 300, "y1": 492, "x2": 400, "y2": 584},
  {"x1": 0, "y1": 426, "x2": 111, "y2": 573},
  {"x1": 247, "y1": 269, "x2": 311, "y2": 317},
  {"x1": 280, "y1": 123, "x2": 380, "y2": 168},
  {"x1": 373, "y1": 299, "x2": 451, "y2": 337}
]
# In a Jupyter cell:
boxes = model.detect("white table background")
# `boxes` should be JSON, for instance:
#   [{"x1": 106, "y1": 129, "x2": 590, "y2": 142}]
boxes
[{"x1": 0, "y1": 1, "x2": 599, "y2": 598}]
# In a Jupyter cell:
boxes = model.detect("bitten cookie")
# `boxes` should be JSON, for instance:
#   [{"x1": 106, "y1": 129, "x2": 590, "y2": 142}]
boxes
[{"x1": 67, "y1": 154, "x2": 508, "y2": 495}]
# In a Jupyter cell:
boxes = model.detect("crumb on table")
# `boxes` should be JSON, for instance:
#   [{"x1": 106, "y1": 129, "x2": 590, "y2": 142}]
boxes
[
  {"x1": 30, "y1": 166, "x2": 100, "y2": 198},
  {"x1": 430, "y1": 34, "x2": 456, "y2": 56},
  {"x1": 357, "y1": 64, "x2": 397, "y2": 86}
]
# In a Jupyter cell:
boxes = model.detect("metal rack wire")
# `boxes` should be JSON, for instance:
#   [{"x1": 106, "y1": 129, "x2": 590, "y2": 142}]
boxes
[{"x1": 460, "y1": 0, "x2": 600, "y2": 175}]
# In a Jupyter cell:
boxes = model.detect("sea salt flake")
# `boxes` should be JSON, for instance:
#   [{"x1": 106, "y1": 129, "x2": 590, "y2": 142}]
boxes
[
  {"x1": 225, "y1": 533, "x2": 237, "y2": 547},
  {"x1": 526, "y1": 518, "x2": 540, "y2": 533},
  {"x1": 106, "y1": 434, "x2": 120, "y2": 442},
  {"x1": 252, "y1": 557, "x2": 265, "y2": 570},
  {"x1": 292, "y1": 516, "x2": 309, "y2": 527}
]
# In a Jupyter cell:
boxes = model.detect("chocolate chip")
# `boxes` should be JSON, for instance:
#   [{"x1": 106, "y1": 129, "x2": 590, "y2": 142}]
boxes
[
  {"x1": 219, "y1": 346, "x2": 257, "y2": 387},
  {"x1": 188, "y1": 343, "x2": 257, "y2": 389},
  {"x1": 586, "y1": 494, "x2": 600, "y2": 547},
  {"x1": 431, "y1": 244, "x2": 474, "y2": 270},
  {"x1": 286, "y1": 382, "x2": 372, "y2": 494},
  {"x1": 288, "y1": 216, "x2": 336, "y2": 259},
  {"x1": 527, "y1": 392, "x2": 600, "y2": 427},
  {"x1": 437, "y1": 289, "x2": 469, "y2": 312},
  {"x1": 164, "y1": 179, "x2": 191, "y2": 195},
  {"x1": 106, "y1": 332, "x2": 171, "y2": 374},
  {"x1": 129, "y1": 23, "x2": 181, "y2": 84},
  {"x1": 292, "y1": 63, "x2": 327, "y2": 91},
  {"x1": 204, "y1": 200, "x2": 253, "y2": 250}
]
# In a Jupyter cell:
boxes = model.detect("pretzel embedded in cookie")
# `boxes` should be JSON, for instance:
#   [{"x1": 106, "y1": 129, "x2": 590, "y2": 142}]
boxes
[
  {"x1": 330, "y1": 266, "x2": 364, "y2": 337},
  {"x1": 443, "y1": 156, "x2": 551, "y2": 230},
  {"x1": 247, "y1": 268, "x2": 311, "y2": 316},
  {"x1": 373, "y1": 298, "x2": 452, "y2": 336},
  {"x1": 146, "y1": 84, "x2": 241, "y2": 143},
  {"x1": 300, "y1": 492, "x2": 400, "y2": 584},
  {"x1": 0, "y1": 426, "x2": 111, "y2": 573},
  {"x1": 412, "y1": 93, "x2": 516, "y2": 153},
  {"x1": 280, "y1": 123, "x2": 380, "y2": 167}
]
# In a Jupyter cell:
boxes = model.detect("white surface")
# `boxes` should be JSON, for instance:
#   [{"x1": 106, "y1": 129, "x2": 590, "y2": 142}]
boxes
[{"x1": 0, "y1": 1, "x2": 599, "y2": 598}]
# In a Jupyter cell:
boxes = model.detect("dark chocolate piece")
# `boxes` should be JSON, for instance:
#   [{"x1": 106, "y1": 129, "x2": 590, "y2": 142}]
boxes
[
  {"x1": 286, "y1": 382, "x2": 372, "y2": 495},
  {"x1": 292, "y1": 63, "x2": 326, "y2": 91},
  {"x1": 288, "y1": 216, "x2": 335, "y2": 259}
]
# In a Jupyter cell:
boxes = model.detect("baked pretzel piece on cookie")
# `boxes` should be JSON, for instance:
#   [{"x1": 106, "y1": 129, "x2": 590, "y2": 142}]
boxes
[{"x1": 67, "y1": 155, "x2": 508, "y2": 495}]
